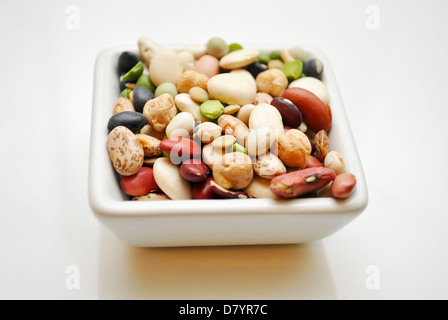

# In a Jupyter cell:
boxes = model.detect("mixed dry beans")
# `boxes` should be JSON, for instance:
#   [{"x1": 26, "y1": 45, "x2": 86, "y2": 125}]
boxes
[{"x1": 106, "y1": 36, "x2": 357, "y2": 201}]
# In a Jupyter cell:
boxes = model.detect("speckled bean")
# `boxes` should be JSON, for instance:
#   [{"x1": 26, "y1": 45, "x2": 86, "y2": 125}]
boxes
[{"x1": 107, "y1": 126, "x2": 144, "y2": 176}]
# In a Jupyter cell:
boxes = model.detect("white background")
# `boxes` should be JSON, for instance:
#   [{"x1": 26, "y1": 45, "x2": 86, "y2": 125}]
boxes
[{"x1": 0, "y1": 0, "x2": 447, "y2": 299}]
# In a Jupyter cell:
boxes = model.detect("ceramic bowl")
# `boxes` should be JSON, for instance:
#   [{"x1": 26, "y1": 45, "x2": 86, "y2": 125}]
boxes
[{"x1": 88, "y1": 45, "x2": 368, "y2": 247}]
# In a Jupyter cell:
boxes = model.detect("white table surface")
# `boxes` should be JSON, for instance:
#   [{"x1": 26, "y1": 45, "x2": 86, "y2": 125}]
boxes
[{"x1": 1, "y1": 0, "x2": 447, "y2": 300}]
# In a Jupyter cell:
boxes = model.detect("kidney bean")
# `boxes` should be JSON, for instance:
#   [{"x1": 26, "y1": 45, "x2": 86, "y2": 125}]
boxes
[
  {"x1": 209, "y1": 180, "x2": 253, "y2": 199},
  {"x1": 120, "y1": 167, "x2": 160, "y2": 196},
  {"x1": 270, "y1": 97, "x2": 303, "y2": 127},
  {"x1": 281, "y1": 87, "x2": 332, "y2": 133},
  {"x1": 270, "y1": 167, "x2": 335, "y2": 198},
  {"x1": 180, "y1": 159, "x2": 210, "y2": 182},
  {"x1": 192, "y1": 177, "x2": 219, "y2": 199}
]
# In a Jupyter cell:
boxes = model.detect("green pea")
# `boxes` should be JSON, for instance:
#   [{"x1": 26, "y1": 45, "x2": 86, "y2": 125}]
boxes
[
  {"x1": 206, "y1": 37, "x2": 229, "y2": 58},
  {"x1": 200, "y1": 100, "x2": 224, "y2": 120},
  {"x1": 120, "y1": 88, "x2": 131, "y2": 98},
  {"x1": 233, "y1": 142, "x2": 248, "y2": 154},
  {"x1": 258, "y1": 54, "x2": 270, "y2": 65},
  {"x1": 136, "y1": 74, "x2": 156, "y2": 93},
  {"x1": 269, "y1": 50, "x2": 281, "y2": 60},
  {"x1": 122, "y1": 61, "x2": 143, "y2": 82},
  {"x1": 228, "y1": 43, "x2": 243, "y2": 53},
  {"x1": 155, "y1": 82, "x2": 178, "y2": 98},
  {"x1": 282, "y1": 60, "x2": 303, "y2": 81}
]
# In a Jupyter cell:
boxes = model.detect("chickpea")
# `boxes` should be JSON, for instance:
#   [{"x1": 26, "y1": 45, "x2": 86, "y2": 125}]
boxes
[
  {"x1": 212, "y1": 152, "x2": 253, "y2": 190},
  {"x1": 277, "y1": 129, "x2": 311, "y2": 168},
  {"x1": 255, "y1": 69, "x2": 288, "y2": 97}
]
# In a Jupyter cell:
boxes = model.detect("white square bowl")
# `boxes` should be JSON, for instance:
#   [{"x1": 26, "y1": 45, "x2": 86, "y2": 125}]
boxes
[{"x1": 88, "y1": 44, "x2": 368, "y2": 247}]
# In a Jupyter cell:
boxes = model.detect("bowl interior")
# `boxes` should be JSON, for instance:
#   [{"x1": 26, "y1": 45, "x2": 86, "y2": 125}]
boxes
[{"x1": 89, "y1": 45, "x2": 368, "y2": 217}]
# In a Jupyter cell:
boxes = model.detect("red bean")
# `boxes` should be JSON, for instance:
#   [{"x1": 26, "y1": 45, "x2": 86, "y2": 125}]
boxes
[
  {"x1": 159, "y1": 137, "x2": 202, "y2": 164},
  {"x1": 120, "y1": 167, "x2": 160, "y2": 196},
  {"x1": 331, "y1": 173, "x2": 356, "y2": 199},
  {"x1": 270, "y1": 167, "x2": 335, "y2": 198}
]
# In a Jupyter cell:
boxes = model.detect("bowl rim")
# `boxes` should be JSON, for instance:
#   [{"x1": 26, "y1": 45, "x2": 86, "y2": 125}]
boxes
[{"x1": 88, "y1": 44, "x2": 368, "y2": 218}]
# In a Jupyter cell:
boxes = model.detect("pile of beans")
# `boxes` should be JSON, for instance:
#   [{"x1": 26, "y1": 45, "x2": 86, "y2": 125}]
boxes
[{"x1": 106, "y1": 36, "x2": 357, "y2": 201}]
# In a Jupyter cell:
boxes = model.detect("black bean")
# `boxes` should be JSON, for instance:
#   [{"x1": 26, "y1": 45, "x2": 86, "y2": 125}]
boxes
[
  {"x1": 133, "y1": 86, "x2": 155, "y2": 113},
  {"x1": 245, "y1": 62, "x2": 268, "y2": 78},
  {"x1": 107, "y1": 111, "x2": 147, "y2": 133},
  {"x1": 303, "y1": 58, "x2": 324, "y2": 80},
  {"x1": 119, "y1": 78, "x2": 127, "y2": 91},
  {"x1": 118, "y1": 51, "x2": 139, "y2": 75}
]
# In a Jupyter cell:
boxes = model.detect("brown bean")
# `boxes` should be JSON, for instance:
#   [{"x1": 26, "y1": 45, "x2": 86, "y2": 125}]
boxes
[
  {"x1": 180, "y1": 159, "x2": 210, "y2": 182},
  {"x1": 331, "y1": 173, "x2": 356, "y2": 199},
  {"x1": 281, "y1": 87, "x2": 332, "y2": 133},
  {"x1": 313, "y1": 130, "x2": 329, "y2": 161}
]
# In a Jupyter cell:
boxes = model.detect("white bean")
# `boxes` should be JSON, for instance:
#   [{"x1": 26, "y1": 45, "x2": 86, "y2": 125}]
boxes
[{"x1": 153, "y1": 158, "x2": 192, "y2": 200}]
